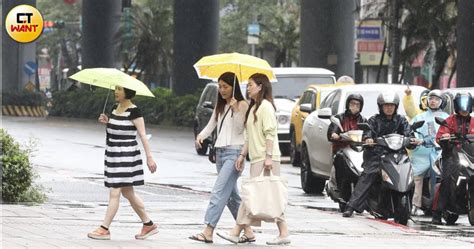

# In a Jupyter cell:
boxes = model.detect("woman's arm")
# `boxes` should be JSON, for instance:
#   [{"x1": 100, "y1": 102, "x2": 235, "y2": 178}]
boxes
[
  {"x1": 235, "y1": 140, "x2": 249, "y2": 171},
  {"x1": 132, "y1": 117, "x2": 157, "y2": 173}
]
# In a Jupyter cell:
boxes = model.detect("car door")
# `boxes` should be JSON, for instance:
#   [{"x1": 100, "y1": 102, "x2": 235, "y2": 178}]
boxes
[
  {"x1": 294, "y1": 91, "x2": 315, "y2": 146},
  {"x1": 310, "y1": 90, "x2": 341, "y2": 176}
]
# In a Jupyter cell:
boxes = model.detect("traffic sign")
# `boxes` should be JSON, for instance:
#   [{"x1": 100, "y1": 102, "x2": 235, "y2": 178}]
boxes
[
  {"x1": 23, "y1": 61, "x2": 37, "y2": 76},
  {"x1": 247, "y1": 23, "x2": 260, "y2": 36}
]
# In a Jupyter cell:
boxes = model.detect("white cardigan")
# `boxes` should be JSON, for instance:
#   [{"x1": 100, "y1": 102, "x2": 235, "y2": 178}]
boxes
[{"x1": 199, "y1": 101, "x2": 249, "y2": 148}]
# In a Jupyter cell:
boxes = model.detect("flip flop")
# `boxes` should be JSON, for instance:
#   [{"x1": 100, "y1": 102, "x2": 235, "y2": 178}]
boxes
[
  {"x1": 238, "y1": 234, "x2": 256, "y2": 243},
  {"x1": 189, "y1": 233, "x2": 213, "y2": 243}
]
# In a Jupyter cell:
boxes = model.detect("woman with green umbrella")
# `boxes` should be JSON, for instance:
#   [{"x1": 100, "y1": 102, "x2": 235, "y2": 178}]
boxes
[{"x1": 87, "y1": 86, "x2": 158, "y2": 240}]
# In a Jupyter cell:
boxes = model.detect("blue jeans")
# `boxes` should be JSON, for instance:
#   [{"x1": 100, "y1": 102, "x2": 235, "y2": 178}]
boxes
[{"x1": 204, "y1": 146, "x2": 242, "y2": 228}]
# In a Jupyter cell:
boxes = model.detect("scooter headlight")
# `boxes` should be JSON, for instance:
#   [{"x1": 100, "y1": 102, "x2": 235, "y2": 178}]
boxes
[
  {"x1": 384, "y1": 135, "x2": 404, "y2": 151},
  {"x1": 381, "y1": 169, "x2": 393, "y2": 185}
]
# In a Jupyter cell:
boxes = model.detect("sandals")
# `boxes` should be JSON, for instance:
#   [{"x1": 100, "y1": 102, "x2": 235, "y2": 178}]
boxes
[
  {"x1": 238, "y1": 234, "x2": 256, "y2": 243},
  {"x1": 189, "y1": 233, "x2": 213, "y2": 243}
]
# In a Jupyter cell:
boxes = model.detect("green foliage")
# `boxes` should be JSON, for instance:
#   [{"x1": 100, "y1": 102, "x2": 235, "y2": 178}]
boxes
[
  {"x1": 219, "y1": 0, "x2": 300, "y2": 66},
  {"x1": 2, "y1": 91, "x2": 46, "y2": 106},
  {"x1": 1, "y1": 129, "x2": 47, "y2": 204},
  {"x1": 49, "y1": 87, "x2": 200, "y2": 127},
  {"x1": 121, "y1": 0, "x2": 174, "y2": 87}
]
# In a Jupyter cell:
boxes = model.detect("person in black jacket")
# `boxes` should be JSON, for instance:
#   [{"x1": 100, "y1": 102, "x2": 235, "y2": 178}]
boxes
[
  {"x1": 343, "y1": 92, "x2": 413, "y2": 217},
  {"x1": 326, "y1": 94, "x2": 366, "y2": 209}
]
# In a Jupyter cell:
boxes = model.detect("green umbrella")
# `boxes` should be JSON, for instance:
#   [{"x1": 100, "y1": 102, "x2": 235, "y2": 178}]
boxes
[{"x1": 69, "y1": 68, "x2": 155, "y2": 113}]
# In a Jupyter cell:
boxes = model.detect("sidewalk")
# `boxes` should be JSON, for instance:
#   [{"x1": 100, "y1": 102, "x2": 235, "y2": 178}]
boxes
[{"x1": 2, "y1": 166, "x2": 474, "y2": 249}]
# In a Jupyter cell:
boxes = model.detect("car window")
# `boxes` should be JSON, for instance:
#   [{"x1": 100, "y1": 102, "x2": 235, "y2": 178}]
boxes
[
  {"x1": 300, "y1": 91, "x2": 312, "y2": 105},
  {"x1": 199, "y1": 86, "x2": 210, "y2": 106},
  {"x1": 273, "y1": 76, "x2": 334, "y2": 99},
  {"x1": 320, "y1": 90, "x2": 337, "y2": 109},
  {"x1": 208, "y1": 86, "x2": 217, "y2": 105},
  {"x1": 330, "y1": 90, "x2": 341, "y2": 115}
]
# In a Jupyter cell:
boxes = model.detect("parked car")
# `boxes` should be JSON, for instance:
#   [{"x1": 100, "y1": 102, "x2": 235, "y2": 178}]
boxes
[
  {"x1": 299, "y1": 84, "x2": 428, "y2": 194},
  {"x1": 193, "y1": 82, "x2": 218, "y2": 155},
  {"x1": 441, "y1": 87, "x2": 474, "y2": 115},
  {"x1": 238, "y1": 67, "x2": 336, "y2": 155},
  {"x1": 289, "y1": 83, "x2": 351, "y2": 166}
]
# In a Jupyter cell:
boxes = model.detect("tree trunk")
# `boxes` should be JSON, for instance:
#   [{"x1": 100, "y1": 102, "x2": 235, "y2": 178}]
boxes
[{"x1": 389, "y1": 0, "x2": 402, "y2": 83}]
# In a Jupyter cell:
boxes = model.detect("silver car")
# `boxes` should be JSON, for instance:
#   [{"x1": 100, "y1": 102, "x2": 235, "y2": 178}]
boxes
[{"x1": 299, "y1": 84, "x2": 427, "y2": 194}]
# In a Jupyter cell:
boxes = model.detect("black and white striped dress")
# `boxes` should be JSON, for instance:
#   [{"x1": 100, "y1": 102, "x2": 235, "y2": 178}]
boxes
[{"x1": 104, "y1": 105, "x2": 144, "y2": 188}]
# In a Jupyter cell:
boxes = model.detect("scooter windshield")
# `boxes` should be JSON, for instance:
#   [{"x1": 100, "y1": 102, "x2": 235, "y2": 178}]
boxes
[{"x1": 384, "y1": 134, "x2": 404, "y2": 151}]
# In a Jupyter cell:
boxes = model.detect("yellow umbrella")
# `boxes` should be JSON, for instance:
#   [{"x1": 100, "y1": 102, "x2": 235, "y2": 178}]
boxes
[
  {"x1": 69, "y1": 68, "x2": 154, "y2": 113},
  {"x1": 193, "y1": 52, "x2": 276, "y2": 84}
]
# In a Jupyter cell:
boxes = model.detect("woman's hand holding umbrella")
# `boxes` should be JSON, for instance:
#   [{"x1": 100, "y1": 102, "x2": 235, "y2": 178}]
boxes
[{"x1": 98, "y1": 114, "x2": 109, "y2": 124}]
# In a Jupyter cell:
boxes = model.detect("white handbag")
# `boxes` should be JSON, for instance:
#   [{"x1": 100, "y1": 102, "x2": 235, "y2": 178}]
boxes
[{"x1": 241, "y1": 169, "x2": 288, "y2": 220}]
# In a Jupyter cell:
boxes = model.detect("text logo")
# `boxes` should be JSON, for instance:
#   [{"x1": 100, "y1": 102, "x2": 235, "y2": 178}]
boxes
[{"x1": 5, "y1": 5, "x2": 44, "y2": 43}]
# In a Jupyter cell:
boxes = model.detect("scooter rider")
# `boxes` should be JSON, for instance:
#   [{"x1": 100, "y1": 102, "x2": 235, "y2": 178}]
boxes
[
  {"x1": 327, "y1": 94, "x2": 367, "y2": 207},
  {"x1": 433, "y1": 92, "x2": 474, "y2": 224},
  {"x1": 410, "y1": 90, "x2": 449, "y2": 216},
  {"x1": 343, "y1": 92, "x2": 415, "y2": 217}
]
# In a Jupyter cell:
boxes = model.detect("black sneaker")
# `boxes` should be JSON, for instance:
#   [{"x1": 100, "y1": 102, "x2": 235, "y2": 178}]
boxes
[
  {"x1": 343, "y1": 207, "x2": 354, "y2": 217},
  {"x1": 432, "y1": 211, "x2": 442, "y2": 225}
]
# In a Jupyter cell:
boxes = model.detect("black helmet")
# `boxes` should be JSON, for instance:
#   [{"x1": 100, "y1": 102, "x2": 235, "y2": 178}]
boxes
[
  {"x1": 427, "y1": 89, "x2": 444, "y2": 111},
  {"x1": 345, "y1": 93, "x2": 364, "y2": 113},
  {"x1": 377, "y1": 92, "x2": 400, "y2": 114},
  {"x1": 454, "y1": 92, "x2": 473, "y2": 114},
  {"x1": 419, "y1": 89, "x2": 430, "y2": 110}
]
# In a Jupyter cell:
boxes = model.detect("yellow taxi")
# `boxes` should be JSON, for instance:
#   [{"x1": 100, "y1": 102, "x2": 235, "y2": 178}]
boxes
[{"x1": 290, "y1": 83, "x2": 350, "y2": 166}]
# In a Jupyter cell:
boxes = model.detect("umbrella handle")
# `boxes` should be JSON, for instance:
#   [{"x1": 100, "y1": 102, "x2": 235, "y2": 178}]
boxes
[{"x1": 102, "y1": 87, "x2": 111, "y2": 114}]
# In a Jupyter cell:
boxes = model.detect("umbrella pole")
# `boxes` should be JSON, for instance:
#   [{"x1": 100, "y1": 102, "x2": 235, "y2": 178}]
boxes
[{"x1": 102, "y1": 87, "x2": 111, "y2": 114}]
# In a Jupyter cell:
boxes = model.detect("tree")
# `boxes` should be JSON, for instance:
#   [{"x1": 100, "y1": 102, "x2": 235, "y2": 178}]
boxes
[
  {"x1": 219, "y1": 0, "x2": 300, "y2": 66},
  {"x1": 37, "y1": 0, "x2": 82, "y2": 76},
  {"x1": 121, "y1": 0, "x2": 173, "y2": 87}
]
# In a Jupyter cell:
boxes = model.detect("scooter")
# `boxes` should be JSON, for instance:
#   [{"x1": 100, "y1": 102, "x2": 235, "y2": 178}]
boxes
[
  {"x1": 325, "y1": 116, "x2": 364, "y2": 212},
  {"x1": 358, "y1": 120, "x2": 424, "y2": 225},
  {"x1": 433, "y1": 117, "x2": 474, "y2": 225}
]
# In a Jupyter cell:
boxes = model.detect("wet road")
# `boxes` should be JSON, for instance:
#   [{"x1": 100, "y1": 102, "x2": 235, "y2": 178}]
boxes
[{"x1": 2, "y1": 116, "x2": 474, "y2": 247}]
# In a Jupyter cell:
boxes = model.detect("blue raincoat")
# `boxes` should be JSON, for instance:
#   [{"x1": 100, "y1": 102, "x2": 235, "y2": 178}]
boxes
[{"x1": 410, "y1": 109, "x2": 449, "y2": 176}]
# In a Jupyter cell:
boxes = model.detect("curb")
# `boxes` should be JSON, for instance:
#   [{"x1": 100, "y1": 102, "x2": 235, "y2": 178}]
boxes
[{"x1": 2, "y1": 105, "x2": 48, "y2": 117}]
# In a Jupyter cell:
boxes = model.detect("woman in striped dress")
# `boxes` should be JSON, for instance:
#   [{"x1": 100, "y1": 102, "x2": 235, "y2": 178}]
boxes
[{"x1": 87, "y1": 86, "x2": 158, "y2": 240}]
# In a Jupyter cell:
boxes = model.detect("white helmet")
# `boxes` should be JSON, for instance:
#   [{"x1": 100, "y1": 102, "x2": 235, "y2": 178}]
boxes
[
  {"x1": 427, "y1": 89, "x2": 443, "y2": 110},
  {"x1": 377, "y1": 92, "x2": 400, "y2": 114}
]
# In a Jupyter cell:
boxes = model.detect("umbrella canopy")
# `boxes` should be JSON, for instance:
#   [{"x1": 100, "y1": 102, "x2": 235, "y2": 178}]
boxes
[
  {"x1": 69, "y1": 68, "x2": 155, "y2": 97},
  {"x1": 193, "y1": 52, "x2": 276, "y2": 84}
]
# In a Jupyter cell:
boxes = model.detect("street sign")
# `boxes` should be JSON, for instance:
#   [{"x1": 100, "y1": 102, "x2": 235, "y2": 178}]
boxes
[
  {"x1": 247, "y1": 36, "x2": 259, "y2": 45},
  {"x1": 23, "y1": 61, "x2": 37, "y2": 76},
  {"x1": 24, "y1": 81, "x2": 35, "y2": 92},
  {"x1": 357, "y1": 40, "x2": 384, "y2": 52},
  {"x1": 357, "y1": 26, "x2": 382, "y2": 40},
  {"x1": 247, "y1": 23, "x2": 260, "y2": 36}
]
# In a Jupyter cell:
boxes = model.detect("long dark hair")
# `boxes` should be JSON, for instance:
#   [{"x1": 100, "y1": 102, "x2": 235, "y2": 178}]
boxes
[
  {"x1": 214, "y1": 72, "x2": 245, "y2": 121},
  {"x1": 245, "y1": 73, "x2": 276, "y2": 124}
]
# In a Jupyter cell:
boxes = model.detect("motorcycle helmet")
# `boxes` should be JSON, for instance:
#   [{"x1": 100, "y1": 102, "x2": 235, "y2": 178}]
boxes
[
  {"x1": 427, "y1": 89, "x2": 444, "y2": 111},
  {"x1": 453, "y1": 92, "x2": 473, "y2": 114},
  {"x1": 345, "y1": 93, "x2": 364, "y2": 114},
  {"x1": 377, "y1": 92, "x2": 400, "y2": 114},
  {"x1": 419, "y1": 89, "x2": 430, "y2": 111}
]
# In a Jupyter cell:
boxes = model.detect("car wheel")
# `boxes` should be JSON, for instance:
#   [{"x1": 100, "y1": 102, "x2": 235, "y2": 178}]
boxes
[
  {"x1": 279, "y1": 142, "x2": 290, "y2": 156},
  {"x1": 300, "y1": 144, "x2": 325, "y2": 194},
  {"x1": 290, "y1": 130, "x2": 301, "y2": 167}
]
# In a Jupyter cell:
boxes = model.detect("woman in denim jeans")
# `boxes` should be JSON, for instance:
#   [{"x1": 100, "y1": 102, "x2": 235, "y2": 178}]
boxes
[{"x1": 189, "y1": 72, "x2": 253, "y2": 243}]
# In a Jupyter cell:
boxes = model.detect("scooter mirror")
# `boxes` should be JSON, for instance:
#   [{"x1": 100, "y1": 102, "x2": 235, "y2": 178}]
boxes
[
  {"x1": 357, "y1": 123, "x2": 371, "y2": 131},
  {"x1": 411, "y1": 120, "x2": 425, "y2": 131},
  {"x1": 330, "y1": 116, "x2": 344, "y2": 132},
  {"x1": 435, "y1": 117, "x2": 447, "y2": 127}
]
